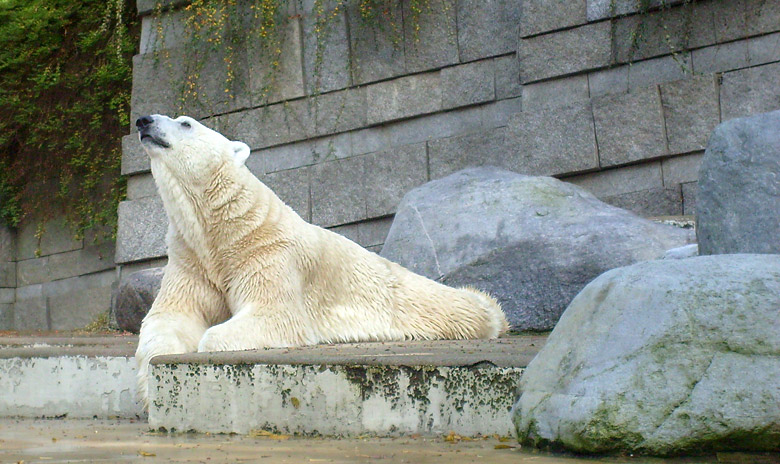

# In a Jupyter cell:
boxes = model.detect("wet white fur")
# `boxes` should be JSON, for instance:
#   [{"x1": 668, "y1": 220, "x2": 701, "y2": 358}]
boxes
[{"x1": 135, "y1": 115, "x2": 509, "y2": 404}]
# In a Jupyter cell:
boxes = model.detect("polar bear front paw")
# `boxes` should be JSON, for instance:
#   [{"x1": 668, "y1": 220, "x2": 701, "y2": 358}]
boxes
[{"x1": 197, "y1": 326, "x2": 238, "y2": 352}]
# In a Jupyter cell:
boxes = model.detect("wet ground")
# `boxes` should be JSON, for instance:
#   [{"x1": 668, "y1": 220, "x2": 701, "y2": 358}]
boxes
[{"x1": 1, "y1": 419, "x2": 778, "y2": 464}]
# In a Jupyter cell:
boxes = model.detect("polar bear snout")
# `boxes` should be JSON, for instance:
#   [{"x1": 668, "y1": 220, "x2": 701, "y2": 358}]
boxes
[
  {"x1": 137, "y1": 115, "x2": 171, "y2": 149},
  {"x1": 136, "y1": 115, "x2": 155, "y2": 129}
]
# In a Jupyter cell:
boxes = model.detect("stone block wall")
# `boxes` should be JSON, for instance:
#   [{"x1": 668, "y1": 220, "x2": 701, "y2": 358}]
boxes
[
  {"x1": 117, "y1": 0, "x2": 780, "y2": 269},
  {"x1": 519, "y1": 0, "x2": 780, "y2": 217},
  {"x1": 0, "y1": 218, "x2": 117, "y2": 331}
]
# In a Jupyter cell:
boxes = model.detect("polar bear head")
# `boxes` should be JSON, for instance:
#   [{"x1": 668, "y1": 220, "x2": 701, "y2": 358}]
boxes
[{"x1": 136, "y1": 114, "x2": 250, "y2": 180}]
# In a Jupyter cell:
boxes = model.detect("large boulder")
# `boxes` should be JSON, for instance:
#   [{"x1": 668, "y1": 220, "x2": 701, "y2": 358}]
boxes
[
  {"x1": 513, "y1": 255, "x2": 780, "y2": 455},
  {"x1": 381, "y1": 167, "x2": 693, "y2": 330},
  {"x1": 697, "y1": 110, "x2": 780, "y2": 255},
  {"x1": 112, "y1": 267, "x2": 164, "y2": 333}
]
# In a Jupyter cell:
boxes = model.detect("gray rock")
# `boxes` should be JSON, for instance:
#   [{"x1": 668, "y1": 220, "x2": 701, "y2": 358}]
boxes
[
  {"x1": 113, "y1": 267, "x2": 164, "y2": 333},
  {"x1": 663, "y1": 243, "x2": 698, "y2": 259},
  {"x1": 697, "y1": 110, "x2": 780, "y2": 255},
  {"x1": 513, "y1": 255, "x2": 780, "y2": 455},
  {"x1": 381, "y1": 167, "x2": 692, "y2": 330}
]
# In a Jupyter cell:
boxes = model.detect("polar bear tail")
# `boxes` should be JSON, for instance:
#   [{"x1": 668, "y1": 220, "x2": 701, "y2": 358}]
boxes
[{"x1": 460, "y1": 286, "x2": 510, "y2": 338}]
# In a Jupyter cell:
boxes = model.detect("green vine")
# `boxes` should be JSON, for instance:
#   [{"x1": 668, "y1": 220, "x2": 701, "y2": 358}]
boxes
[
  {"x1": 0, "y1": 0, "x2": 137, "y2": 241},
  {"x1": 611, "y1": 0, "x2": 696, "y2": 73},
  {"x1": 150, "y1": 0, "x2": 432, "y2": 115}
]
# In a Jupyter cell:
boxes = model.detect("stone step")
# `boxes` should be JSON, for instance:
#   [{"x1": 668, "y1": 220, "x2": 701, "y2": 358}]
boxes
[
  {"x1": 149, "y1": 335, "x2": 545, "y2": 437},
  {"x1": 0, "y1": 334, "x2": 143, "y2": 419}
]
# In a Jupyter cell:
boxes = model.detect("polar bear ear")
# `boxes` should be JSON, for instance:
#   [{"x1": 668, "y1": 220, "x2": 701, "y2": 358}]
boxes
[{"x1": 231, "y1": 141, "x2": 250, "y2": 166}]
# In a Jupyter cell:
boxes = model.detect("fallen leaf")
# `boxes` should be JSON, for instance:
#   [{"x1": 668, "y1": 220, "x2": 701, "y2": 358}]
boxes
[
  {"x1": 138, "y1": 451, "x2": 156, "y2": 457},
  {"x1": 249, "y1": 430, "x2": 291, "y2": 440}
]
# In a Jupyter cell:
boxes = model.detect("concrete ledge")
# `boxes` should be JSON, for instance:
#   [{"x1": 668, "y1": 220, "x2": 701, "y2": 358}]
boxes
[
  {"x1": 0, "y1": 335, "x2": 143, "y2": 419},
  {"x1": 149, "y1": 336, "x2": 544, "y2": 437}
]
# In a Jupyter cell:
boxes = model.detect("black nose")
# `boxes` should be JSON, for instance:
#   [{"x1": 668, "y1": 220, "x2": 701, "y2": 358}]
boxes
[{"x1": 136, "y1": 115, "x2": 154, "y2": 130}]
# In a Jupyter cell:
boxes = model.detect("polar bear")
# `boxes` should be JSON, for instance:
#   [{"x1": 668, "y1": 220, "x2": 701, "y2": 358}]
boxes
[{"x1": 134, "y1": 114, "x2": 509, "y2": 404}]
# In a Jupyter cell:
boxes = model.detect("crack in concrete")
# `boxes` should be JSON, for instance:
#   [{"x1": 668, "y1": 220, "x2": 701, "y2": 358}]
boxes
[{"x1": 412, "y1": 205, "x2": 442, "y2": 278}]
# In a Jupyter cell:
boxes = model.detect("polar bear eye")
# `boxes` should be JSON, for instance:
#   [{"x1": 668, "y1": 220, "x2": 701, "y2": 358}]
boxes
[{"x1": 181, "y1": 121, "x2": 191, "y2": 128}]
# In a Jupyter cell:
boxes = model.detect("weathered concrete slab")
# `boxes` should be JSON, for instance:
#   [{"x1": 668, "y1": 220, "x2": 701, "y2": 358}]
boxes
[
  {"x1": 0, "y1": 335, "x2": 141, "y2": 419},
  {"x1": 149, "y1": 336, "x2": 544, "y2": 436}
]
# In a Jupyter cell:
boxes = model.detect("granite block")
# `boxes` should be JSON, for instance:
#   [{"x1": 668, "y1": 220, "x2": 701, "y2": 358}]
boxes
[
  {"x1": 261, "y1": 167, "x2": 312, "y2": 222},
  {"x1": 611, "y1": 8, "x2": 690, "y2": 63},
  {"x1": 301, "y1": 0, "x2": 351, "y2": 94},
  {"x1": 603, "y1": 187, "x2": 683, "y2": 217},
  {"x1": 249, "y1": 14, "x2": 306, "y2": 105},
  {"x1": 682, "y1": 181, "x2": 698, "y2": 215},
  {"x1": 121, "y1": 134, "x2": 149, "y2": 176},
  {"x1": 747, "y1": 32, "x2": 780, "y2": 66},
  {"x1": 457, "y1": 0, "x2": 521, "y2": 61},
  {"x1": 588, "y1": 66, "x2": 629, "y2": 97},
  {"x1": 522, "y1": 75, "x2": 589, "y2": 111},
  {"x1": 494, "y1": 55, "x2": 522, "y2": 100},
  {"x1": 0, "y1": 225, "x2": 14, "y2": 262},
  {"x1": 115, "y1": 198, "x2": 168, "y2": 264},
  {"x1": 358, "y1": 217, "x2": 395, "y2": 248},
  {"x1": 428, "y1": 128, "x2": 508, "y2": 180},
  {"x1": 46, "y1": 270, "x2": 116, "y2": 330},
  {"x1": 506, "y1": 101, "x2": 599, "y2": 176},
  {"x1": 441, "y1": 60, "x2": 495, "y2": 110},
  {"x1": 566, "y1": 161, "x2": 663, "y2": 197},
  {"x1": 16, "y1": 216, "x2": 82, "y2": 260},
  {"x1": 660, "y1": 75, "x2": 720, "y2": 154},
  {"x1": 403, "y1": 0, "x2": 459, "y2": 73},
  {"x1": 366, "y1": 72, "x2": 442, "y2": 125},
  {"x1": 313, "y1": 87, "x2": 368, "y2": 136},
  {"x1": 127, "y1": 174, "x2": 158, "y2": 200},
  {"x1": 745, "y1": 0, "x2": 780, "y2": 36},
  {"x1": 13, "y1": 284, "x2": 48, "y2": 331},
  {"x1": 347, "y1": 0, "x2": 406, "y2": 85},
  {"x1": 139, "y1": 8, "x2": 189, "y2": 54},
  {"x1": 687, "y1": 0, "x2": 747, "y2": 49},
  {"x1": 692, "y1": 40, "x2": 750, "y2": 74},
  {"x1": 587, "y1": 0, "x2": 684, "y2": 21},
  {"x1": 662, "y1": 153, "x2": 704, "y2": 187},
  {"x1": 0, "y1": 262, "x2": 16, "y2": 288},
  {"x1": 628, "y1": 54, "x2": 692, "y2": 91},
  {"x1": 0, "y1": 303, "x2": 12, "y2": 330},
  {"x1": 480, "y1": 96, "x2": 523, "y2": 128},
  {"x1": 720, "y1": 62, "x2": 780, "y2": 121},
  {"x1": 364, "y1": 143, "x2": 428, "y2": 217},
  {"x1": 519, "y1": 21, "x2": 612, "y2": 83},
  {"x1": 311, "y1": 156, "x2": 366, "y2": 227},
  {"x1": 522, "y1": 0, "x2": 587, "y2": 37},
  {"x1": 593, "y1": 85, "x2": 667, "y2": 167},
  {"x1": 0, "y1": 288, "x2": 13, "y2": 304}
]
